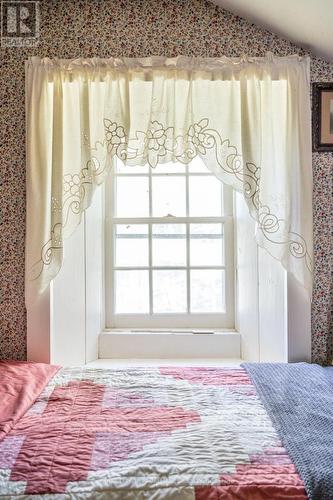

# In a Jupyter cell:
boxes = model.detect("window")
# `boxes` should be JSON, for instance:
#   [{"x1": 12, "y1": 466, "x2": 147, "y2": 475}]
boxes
[{"x1": 105, "y1": 158, "x2": 234, "y2": 329}]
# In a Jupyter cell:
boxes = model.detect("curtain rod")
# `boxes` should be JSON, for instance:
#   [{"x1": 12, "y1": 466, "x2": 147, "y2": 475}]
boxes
[{"x1": 26, "y1": 53, "x2": 309, "y2": 71}]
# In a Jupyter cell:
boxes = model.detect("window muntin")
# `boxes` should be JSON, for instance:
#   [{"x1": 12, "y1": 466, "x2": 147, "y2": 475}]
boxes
[{"x1": 105, "y1": 157, "x2": 234, "y2": 329}]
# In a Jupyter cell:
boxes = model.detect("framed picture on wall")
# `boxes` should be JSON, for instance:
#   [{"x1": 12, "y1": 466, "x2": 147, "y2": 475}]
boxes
[{"x1": 312, "y1": 83, "x2": 333, "y2": 152}]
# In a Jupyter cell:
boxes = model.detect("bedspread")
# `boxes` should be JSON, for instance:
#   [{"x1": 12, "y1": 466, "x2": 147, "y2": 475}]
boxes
[
  {"x1": 0, "y1": 361, "x2": 59, "y2": 441},
  {"x1": 244, "y1": 362, "x2": 333, "y2": 500},
  {"x1": 0, "y1": 365, "x2": 307, "y2": 499}
]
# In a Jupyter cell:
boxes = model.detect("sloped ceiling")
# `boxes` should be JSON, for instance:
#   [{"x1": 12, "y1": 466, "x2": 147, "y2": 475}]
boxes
[{"x1": 212, "y1": 0, "x2": 333, "y2": 63}]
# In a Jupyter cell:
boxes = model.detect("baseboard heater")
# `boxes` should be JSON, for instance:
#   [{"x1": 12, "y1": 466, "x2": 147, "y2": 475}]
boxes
[{"x1": 99, "y1": 330, "x2": 241, "y2": 359}]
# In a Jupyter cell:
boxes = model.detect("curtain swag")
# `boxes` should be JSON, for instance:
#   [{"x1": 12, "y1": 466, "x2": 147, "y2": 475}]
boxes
[{"x1": 25, "y1": 54, "x2": 313, "y2": 306}]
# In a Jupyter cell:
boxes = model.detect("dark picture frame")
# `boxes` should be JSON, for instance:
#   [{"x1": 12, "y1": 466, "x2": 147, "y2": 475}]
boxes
[{"x1": 312, "y1": 83, "x2": 333, "y2": 152}]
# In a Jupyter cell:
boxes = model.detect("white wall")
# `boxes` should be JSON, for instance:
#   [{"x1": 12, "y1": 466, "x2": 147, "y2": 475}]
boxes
[
  {"x1": 51, "y1": 220, "x2": 86, "y2": 366},
  {"x1": 287, "y1": 273, "x2": 311, "y2": 362},
  {"x1": 85, "y1": 186, "x2": 104, "y2": 363},
  {"x1": 235, "y1": 192, "x2": 260, "y2": 361},
  {"x1": 51, "y1": 186, "x2": 104, "y2": 365},
  {"x1": 235, "y1": 192, "x2": 311, "y2": 362},
  {"x1": 27, "y1": 288, "x2": 51, "y2": 363},
  {"x1": 27, "y1": 186, "x2": 104, "y2": 365},
  {"x1": 257, "y1": 246, "x2": 287, "y2": 362}
]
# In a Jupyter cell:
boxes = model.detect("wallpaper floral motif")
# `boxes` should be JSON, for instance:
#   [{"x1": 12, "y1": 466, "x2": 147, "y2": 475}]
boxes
[{"x1": 0, "y1": 0, "x2": 332, "y2": 363}]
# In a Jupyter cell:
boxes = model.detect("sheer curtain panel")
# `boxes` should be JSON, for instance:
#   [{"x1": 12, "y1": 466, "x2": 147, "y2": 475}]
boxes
[{"x1": 25, "y1": 54, "x2": 312, "y2": 306}]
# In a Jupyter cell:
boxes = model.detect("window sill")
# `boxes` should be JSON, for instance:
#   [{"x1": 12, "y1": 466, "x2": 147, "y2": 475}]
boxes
[{"x1": 104, "y1": 328, "x2": 237, "y2": 333}]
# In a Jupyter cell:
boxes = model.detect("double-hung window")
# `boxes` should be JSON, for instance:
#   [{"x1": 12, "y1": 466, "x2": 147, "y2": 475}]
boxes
[{"x1": 105, "y1": 157, "x2": 234, "y2": 329}]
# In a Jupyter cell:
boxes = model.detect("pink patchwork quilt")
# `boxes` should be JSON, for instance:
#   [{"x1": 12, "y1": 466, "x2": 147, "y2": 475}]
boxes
[{"x1": 0, "y1": 363, "x2": 307, "y2": 499}]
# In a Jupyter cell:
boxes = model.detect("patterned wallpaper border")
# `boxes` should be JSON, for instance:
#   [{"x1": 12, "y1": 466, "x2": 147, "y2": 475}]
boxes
[{"x1": 0, "y1": 0, "x2": 332, "y2": 363}]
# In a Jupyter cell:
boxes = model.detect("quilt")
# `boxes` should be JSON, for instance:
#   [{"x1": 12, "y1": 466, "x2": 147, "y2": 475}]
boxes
[{"x1": 0, "y1": 364, "x2": 307, "y2": 499}]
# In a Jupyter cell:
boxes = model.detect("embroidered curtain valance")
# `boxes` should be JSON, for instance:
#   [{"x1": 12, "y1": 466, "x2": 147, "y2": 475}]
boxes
[{"x1": 25, "y1": 54, "x2": 313, "y2": 305}]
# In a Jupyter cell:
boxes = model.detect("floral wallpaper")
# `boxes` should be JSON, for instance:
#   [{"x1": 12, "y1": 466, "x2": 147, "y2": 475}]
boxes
[{"x1": 0, "y1": 0, "x2": 332, "y2": 363}]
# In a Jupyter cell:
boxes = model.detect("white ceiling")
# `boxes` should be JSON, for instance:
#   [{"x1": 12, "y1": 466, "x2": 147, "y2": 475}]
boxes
[{"x1": 212, "y1": 0, "x2": 333, "y2": 63}]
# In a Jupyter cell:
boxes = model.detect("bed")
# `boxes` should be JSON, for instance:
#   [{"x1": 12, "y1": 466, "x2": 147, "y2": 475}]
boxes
[{"x1": 1, "y1": 360, "x2": 331, "y2": 499}]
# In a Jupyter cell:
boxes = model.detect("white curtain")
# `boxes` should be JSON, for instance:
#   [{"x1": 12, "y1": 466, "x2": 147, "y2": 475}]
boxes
[{"x1": 25, "y1": 54, "x2": 313, "y2": 306}]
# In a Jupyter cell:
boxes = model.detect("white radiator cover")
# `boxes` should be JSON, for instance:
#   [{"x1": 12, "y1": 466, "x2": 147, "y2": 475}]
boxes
[{"x1": 99, "y1": 331, "x2": 241, "y2": 359}]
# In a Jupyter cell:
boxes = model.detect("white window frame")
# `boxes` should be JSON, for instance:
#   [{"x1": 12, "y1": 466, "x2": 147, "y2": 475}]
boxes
[{"x1": 105, "y1": 159, "x2": 235, "y2": 329}]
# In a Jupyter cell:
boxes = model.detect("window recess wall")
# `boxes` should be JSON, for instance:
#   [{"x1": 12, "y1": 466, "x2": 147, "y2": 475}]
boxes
[
  {"x1": 235, "y1": 192, "x2": 311, "y2": 362},
  {"x1": 27, "y1": 171, "x2": 311, "y2": 364},
  {"x1": 27, "y1": 186, "x2": 104, "y2": 366}
]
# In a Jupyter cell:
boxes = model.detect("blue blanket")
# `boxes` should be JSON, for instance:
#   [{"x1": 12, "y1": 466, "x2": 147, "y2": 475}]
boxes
[{"x1": 242, "y1": 362, "x2": 333, "y2": 500}]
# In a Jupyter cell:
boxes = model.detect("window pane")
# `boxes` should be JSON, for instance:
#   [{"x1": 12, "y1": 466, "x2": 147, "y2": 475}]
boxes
[
  {"x1": 190, "y1": 224, "x2": 223, "y2": 266},
  {"x1": 116, "y1": 159, "x2": 149, "y2": 174},
  {"x1": 115, "y1": 270, "x2": 149, "y2": 313},
  {"x1": 152, "y1": 176, "x2": 186, "y2": 217},
  {"x1": 153, "y1": 270, "x2": 187, "y2": 313},
  {"x1": 152, "y1": 162, "x2": 186, "y2": 174},
  {"x1": 191, "y1": 270, "x2": 225, "y2": 312},
  {"x1": 189, "y1": 176, "x2": 222, "y2": 216},
  {"x1": 115, "y1": 224, "x2": 148, "y2": 267},
  {"x1": 188, "y1": 157, "x2": 208, "y2": 173},
  {"x1": 152, "y1": 224, "x2": 186, "y2": 267},
  {"x1": 115, "y1": 176, "x2": 149, "y2": 217}
]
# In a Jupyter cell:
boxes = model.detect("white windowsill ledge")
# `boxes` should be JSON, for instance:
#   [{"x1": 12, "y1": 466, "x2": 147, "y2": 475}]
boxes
[
  {"x1": 103, "y1": 328, "x2": 237, "y2": 333},
  {"x1": 99, "y1": 330, "x2": 241, "y2": 359},
  {"x1": 88, "y1": 358, "x2": 242, "y2": 368}
]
